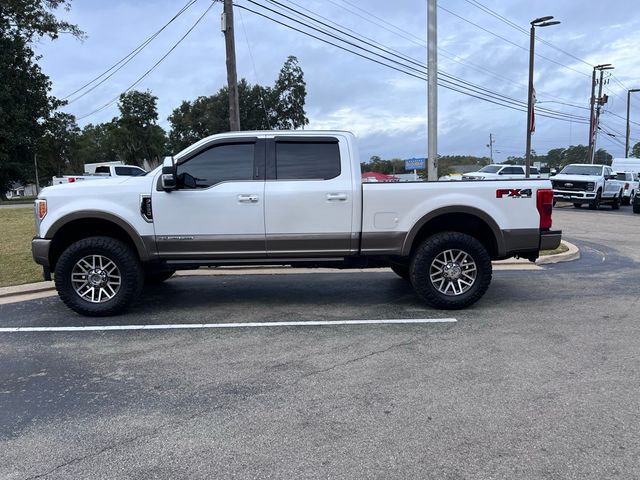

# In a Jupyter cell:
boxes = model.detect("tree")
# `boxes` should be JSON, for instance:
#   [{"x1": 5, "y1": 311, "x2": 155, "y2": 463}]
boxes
[
  {"x1": 273, "y1": 56, "x2": 309, "y2": 129},
  {"x1": 594, "y1": 148, "x2": 612, "y2": 166},
  {"x1": 113, "y1": 90, "x2": 167, "y2": 167},
  {"x1": 168, "y1": 57, "x2": 309, "y2": 152},
  {"x1": 631, "y1": 141, "x2": 640, "y2": 158},
  {"x1": 0, "y1": 0, "x2": 83, "y2": 197},
  {"x1": 36, "y1": 112, "x2": 79, "y2": 179},
  {"x1": 73, "y1": 122, "x2": 121, "y2": 168}
]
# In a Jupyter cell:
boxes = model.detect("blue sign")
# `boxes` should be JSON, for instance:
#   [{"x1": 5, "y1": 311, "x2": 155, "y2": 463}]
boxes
[{"x1": 405, "y1": 158, "x2": 426, "y2": 169}]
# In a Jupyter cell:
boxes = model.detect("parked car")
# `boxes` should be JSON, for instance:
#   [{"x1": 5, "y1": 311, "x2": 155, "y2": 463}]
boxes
[
  {"x1": 551, "y1": 164, "x2": 624, "y2": 210},
  {"x1": 614, "y1": 171, "x2": 639, "y2": 205},
  {"x1": 32, "y1": 130, "x2": 560, "y2": 316},
  {"x1": 462, "y1": 165, "x2": 540, "y2": 180}
]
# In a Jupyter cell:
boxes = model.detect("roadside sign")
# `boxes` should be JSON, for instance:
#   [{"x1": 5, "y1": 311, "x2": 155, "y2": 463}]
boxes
[{"x1": 405, "y1": 158, "x2": 426, "y2": 169}]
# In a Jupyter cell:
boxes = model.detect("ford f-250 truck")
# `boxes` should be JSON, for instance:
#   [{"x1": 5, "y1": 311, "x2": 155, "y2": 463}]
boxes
[
  {"x1": 551, "y1": 163, "x2": 624, "y2": 209},
  {"x1": 32, "y1": 131, "x2": 561, "y2": 316}
]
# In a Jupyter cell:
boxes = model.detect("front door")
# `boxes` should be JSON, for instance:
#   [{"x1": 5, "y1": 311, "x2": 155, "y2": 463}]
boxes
[{"x1": 152, "y1": 137, "x2": 266, "y2": 260}]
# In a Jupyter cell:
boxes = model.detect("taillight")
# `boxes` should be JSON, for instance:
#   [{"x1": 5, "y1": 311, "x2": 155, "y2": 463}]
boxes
[
  {"x1": 625, "y1": 182, "x2": 629, "y2": 190},
  {"x1": 68, "y1": 177, "x2": 75, "y2": 183},
  {"x1": 537, "y1": 188, "x2": 553, "y2": 230}
]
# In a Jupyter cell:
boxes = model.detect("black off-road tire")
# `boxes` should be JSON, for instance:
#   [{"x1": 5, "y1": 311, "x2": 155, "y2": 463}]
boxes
[
  {"x1": 588, "y1": 190, "x2": 602, "y2": 210},
  {"x1": 621, "y1": 195, "x2": 631, "y2": 206},
  {"x1": 633, "y1": 203, "x2": 640, "y2": 214},
  {"x1": 144, "y1": 269, "x2": 176, "y2": 285},
  {"x1": 573, "y1": 203, "x2": 582, "y2": 208},
  {"x1": 390, "y1": 263, "x2": 411, "y2": 281},
  {"x1": 410, "y1": 232, "x2": 492, "y2": 310},
  {"x1": 54, "y1": 236, "x2": 143, "y2": 317},
  {"x1": 612, "y1": 193, "x2": 621, "y2": 210}
]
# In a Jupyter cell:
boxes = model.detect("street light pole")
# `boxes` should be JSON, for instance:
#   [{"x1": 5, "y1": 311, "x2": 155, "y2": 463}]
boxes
[
  {"x1": 427, "y1": 0, "x2": 438, "y2": 181},
  {"x1": 525, "y1": 16, "x2": 560, "y2": 178},
  {"x1": 626, "y1": 88, "x2": 640, "y2": 157}
]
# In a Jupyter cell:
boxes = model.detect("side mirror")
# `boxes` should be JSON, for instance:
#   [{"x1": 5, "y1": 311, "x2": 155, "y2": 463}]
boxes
[{"x1": 161, "y1": 156, "x2": 177, "y2": 191}]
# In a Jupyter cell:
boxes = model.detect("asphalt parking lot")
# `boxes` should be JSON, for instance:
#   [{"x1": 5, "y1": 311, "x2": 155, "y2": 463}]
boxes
[{"x1": 1, "y1": 205, "x2": 639, "y2": 479}]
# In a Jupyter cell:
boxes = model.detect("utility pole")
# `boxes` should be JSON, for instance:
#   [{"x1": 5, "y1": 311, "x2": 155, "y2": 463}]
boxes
[
  {"x1": 591, "y1": 65, "x2": 614, "y2": 163},
  {"x1": 222, "y1": 0, "x2": 240, "y2": 131},
  {"x1": 490, "y1": 133, "x2": 494, "y2": 163},
  {"x1": 427, "y1": 0, "x2": 437, "y2": 181},
  {"x1": 625, "y1": 88, "x2": 640, "y2": 157},
  {"x1": 33, "y1": 153, "x2": 40, "y2": 196},
  {"x1": 587, "y1": 68, "x2": 597, "y2": 162}
]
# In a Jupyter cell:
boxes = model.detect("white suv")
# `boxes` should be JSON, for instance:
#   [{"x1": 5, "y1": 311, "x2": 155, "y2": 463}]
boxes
[{"x1": 462, "y1": 165, "x2": 540, "y2": 180}]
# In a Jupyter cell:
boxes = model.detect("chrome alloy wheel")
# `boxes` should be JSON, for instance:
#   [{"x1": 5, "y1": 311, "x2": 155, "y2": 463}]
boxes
[
  {"x1": 71, "y1": 255, "x2": 121, "y2": 303},
  {"x1": 429, "y1": 249, "x2": 477, "y2": 296}
]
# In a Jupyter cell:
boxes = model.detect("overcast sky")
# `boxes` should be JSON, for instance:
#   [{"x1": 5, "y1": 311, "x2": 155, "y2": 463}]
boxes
[{"x1": 35, "y1": 0, "x2": 640, "y2": 162}]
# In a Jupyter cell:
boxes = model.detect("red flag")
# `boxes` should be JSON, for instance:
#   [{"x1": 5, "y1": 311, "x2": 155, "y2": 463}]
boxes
[{"x1": 530, "y1": 87, "x2": 536, "y2": 134}]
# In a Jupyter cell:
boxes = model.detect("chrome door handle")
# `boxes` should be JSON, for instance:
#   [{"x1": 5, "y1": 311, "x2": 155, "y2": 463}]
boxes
[
  {"x1": 326, "y1": 193, "x2": 348, "y2": 201},
  {"x1": 238, "y1": 194, "x2": 259, "y2": 203}
]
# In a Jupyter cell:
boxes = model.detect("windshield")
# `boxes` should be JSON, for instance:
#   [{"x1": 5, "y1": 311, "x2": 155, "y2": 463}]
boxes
[
  {"x1": 559, "y1": 165, "x2": 603, "y2": 176},
  {"x1": 478, "y1": 165, "x2": 502, "y2": 173}
]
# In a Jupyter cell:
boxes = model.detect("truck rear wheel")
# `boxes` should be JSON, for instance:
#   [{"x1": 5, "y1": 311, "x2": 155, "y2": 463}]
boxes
[
  {"x1": 612, "y1": 193, "x2": 621, "y2": 210},
  {"x1": 410, "y1": 232, "x2": 492, "y2": 310},
  {"x1": 54, "y1": 236, "x2": 143, "y2": 316},
  {"x1": 390, "y1": 263, "x2": 411, "y2": 281}
]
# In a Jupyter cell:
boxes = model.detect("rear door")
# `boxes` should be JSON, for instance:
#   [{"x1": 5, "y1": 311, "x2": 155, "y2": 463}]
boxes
[{"x1": 264, "y1": 136, "x2": 355, "y2": 257}]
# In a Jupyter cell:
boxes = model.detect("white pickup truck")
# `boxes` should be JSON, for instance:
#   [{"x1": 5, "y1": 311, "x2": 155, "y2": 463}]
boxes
[
  {"x1": 52, "y1": 164, "x2": 146, "y2": 185},
  {"x1": 462, "y1": 164, "x2": 540, "y2": 180},
  {"x1": 32, "y1": 131, "x2": 560, "y2": 316},
  {"x1": 551, "y1": 163, "x2": 625, "y2": 209}
]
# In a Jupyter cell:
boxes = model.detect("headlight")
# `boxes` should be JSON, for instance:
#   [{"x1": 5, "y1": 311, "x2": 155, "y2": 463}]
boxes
[{"x1": 587, "y1": 182, "x2": 595, "y2": 191}]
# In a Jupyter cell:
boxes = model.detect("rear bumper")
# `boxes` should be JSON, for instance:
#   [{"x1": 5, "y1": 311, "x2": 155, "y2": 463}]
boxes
[
  {"x1": 540, "y1": 230, "x2": 562, "y2": 251},
  {"x1": 32, "y1": 237, "x2": 51, "y2": 267}
]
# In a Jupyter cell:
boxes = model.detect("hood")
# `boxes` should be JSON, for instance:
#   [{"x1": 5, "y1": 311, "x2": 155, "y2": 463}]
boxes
[
  {"x1": 39, "y1": 174, "x2": 155, "y2": 198},
  {"x1": 551, "y1": 174, "x2": 600, "y2": 182}
]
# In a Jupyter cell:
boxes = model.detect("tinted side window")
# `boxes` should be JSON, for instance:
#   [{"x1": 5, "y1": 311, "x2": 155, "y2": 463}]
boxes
[
  {"x1": 530, "y1": 167, "x2": 539, "y2": 174},
  {"x1": 95, "y1": 166, "x2": 110, "y2": 175},
  {"x1": 275, "y1": 142, "x2": 340, "y2": 180},
  {"x1": 115, "y1": 166, "x2": 144, "y2": 176},
  {"x1": 177, "y1": 143, "x2": 255, "y2": 188}
]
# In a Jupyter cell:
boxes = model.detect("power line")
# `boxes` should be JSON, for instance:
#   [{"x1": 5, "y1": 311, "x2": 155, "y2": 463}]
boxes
[
  {"x1": 63, "y1": 0, "x2": 199, "y2": 103},
  {"x1": 462, "y1": 0, "x2": 594, "y2": 69},
  {"x1": 240, "y1": 1, "x2": 589, "y2": 124},
  {"x1": 76, "y1": 1, "x2": 215, "y2": 121},
  {"x1": 439, "y1": 5, "x2": 591, "y2": 78},
  {"x1": 286, "y1": 0, "x2": 590, "y2": 111}
]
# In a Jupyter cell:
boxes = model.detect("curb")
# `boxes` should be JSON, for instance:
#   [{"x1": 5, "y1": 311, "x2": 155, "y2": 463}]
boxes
[
  {"x1": 0, "y1": 241, "x2": 580, "y2": 302},
  {"x1": 536, "y1": 240, "x2": 580, "y2": 265}
]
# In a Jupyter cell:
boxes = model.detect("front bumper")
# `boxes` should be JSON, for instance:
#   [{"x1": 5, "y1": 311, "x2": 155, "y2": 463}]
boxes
[
  {"x1": 553, "y1": 189, "x2": 595, "y2": 203},
  {"x1": 540, "y1": 230, "x2": 562, "y2": 251},
  {"x1": 32, "y1": 237, "x2": 51, "y2": 267}
]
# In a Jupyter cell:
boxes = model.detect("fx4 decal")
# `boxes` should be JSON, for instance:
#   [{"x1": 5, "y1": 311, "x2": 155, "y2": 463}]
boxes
[{"x1": 496, "y1": 188, "x2": 533, "y2": 199}]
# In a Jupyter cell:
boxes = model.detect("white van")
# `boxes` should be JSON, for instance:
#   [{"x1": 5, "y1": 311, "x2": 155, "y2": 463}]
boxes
[{"x1": 611, "y1": 158, "x2": 640, "y2": 175}]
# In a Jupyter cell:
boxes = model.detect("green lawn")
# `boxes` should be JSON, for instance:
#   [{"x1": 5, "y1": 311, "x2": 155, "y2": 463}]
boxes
[{"x1": 0, "y1": 206, "x2": 42, "y2": 287}]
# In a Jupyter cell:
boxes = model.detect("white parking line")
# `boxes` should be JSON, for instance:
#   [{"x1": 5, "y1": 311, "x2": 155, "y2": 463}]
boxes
[{"x1": 0, "y1": 318, "x2": 456, "y2": 333}]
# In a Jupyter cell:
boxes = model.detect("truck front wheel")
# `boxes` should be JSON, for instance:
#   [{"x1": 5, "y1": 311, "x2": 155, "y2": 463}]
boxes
[
  {"x1": 54, "y1": 236, "x2": 143, "y2": 316},
  {"x1": 410, "y1": 232, "x2": 492, "y2": 310},
  {"x1": 588, "y1": 190, "x2": 601, "y2": 210}
]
